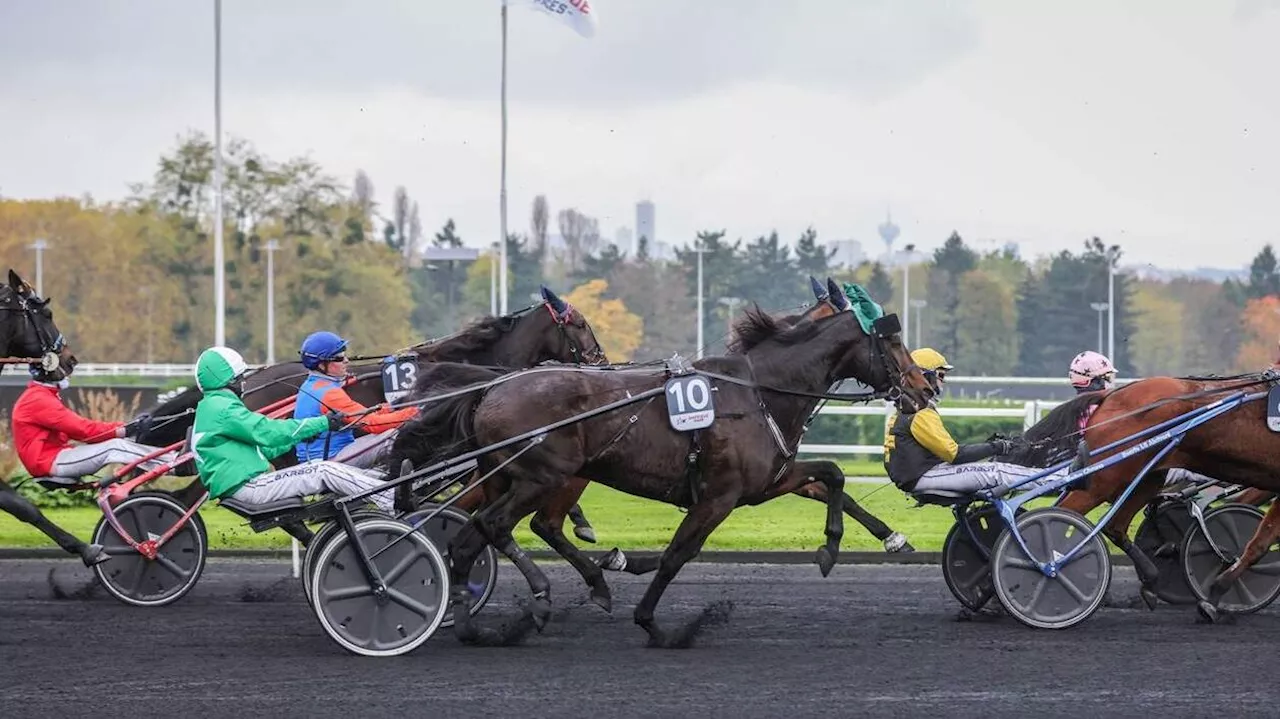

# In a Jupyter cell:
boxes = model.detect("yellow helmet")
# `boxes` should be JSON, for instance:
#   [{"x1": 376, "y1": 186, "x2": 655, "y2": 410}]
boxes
[{"x1": 911, "y1": 348, "x2": 953, "y2": 372}]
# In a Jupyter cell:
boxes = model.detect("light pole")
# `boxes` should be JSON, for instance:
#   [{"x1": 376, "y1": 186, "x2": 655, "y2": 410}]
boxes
[
  {"x1": 718, "y1": 296, "x2": 743, "y2": 350},
  {"x1": 489, "y1": 242, "x2": 498, "y2": 315},
  {"x1": 902, "y1": 243, "x2": 916, "y2": 336},
  {"x1": 28, "y1": 238, "x2": 48, "y2": 296},
  {"x1": 1090, "y1": 302, "x2": 1109, "y2": 351},
  {"x1": 1106, "y1": 248, "x2": 1117, "y2": 360},
  {"x1": 693, "y1": 240, "x2": 709, "y2": 359},
  {"x1": 141, "y1": 286, "x2": 154, "y2": 364},
  {"x1": 909, "y1": 299, "x2": 927, "y2": 347},
  {"x1": 264, "y1": 239, "x2": 280, "y2": 364},
  {"x1": 213, "y1": 0, "x2": 226, "y2": 347}
]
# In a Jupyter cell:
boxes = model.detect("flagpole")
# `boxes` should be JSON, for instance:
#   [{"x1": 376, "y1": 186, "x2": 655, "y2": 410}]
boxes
[
  {"x1": 498, "y1": 0, "x2": 509, "y2": 315},
  {"x1": 213, "y1": 0, "x2": 226, "y2": 346}
]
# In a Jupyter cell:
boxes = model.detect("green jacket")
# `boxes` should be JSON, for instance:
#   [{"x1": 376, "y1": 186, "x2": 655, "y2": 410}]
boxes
[{"x1": 191, "y1": 389, "x2": 329, "y2": 499}]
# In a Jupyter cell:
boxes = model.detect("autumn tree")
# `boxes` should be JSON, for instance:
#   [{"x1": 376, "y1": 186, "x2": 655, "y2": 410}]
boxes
[
  {"x1": 1236, "y1": 295, "x2": 1280, "y2": 370},
  {"x1": 564, "y1": 279, "x2": 643, "y2": 361}
]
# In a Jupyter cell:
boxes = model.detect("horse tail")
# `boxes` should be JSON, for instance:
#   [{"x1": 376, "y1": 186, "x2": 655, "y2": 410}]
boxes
[
  {"x1": 1006, "y1": 391, "x2": 1109, "y2": 468},
  {"x1": 386, "y1": 363, "x2": 507, "y2": 474}
]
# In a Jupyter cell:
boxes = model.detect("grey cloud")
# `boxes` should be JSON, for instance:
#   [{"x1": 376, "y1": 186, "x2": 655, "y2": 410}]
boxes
[{"x1": 1, "y1": 0, "x2": 979, "y2": 106}]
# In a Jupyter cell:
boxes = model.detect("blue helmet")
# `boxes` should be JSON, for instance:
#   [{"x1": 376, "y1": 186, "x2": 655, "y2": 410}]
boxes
[{"x1": 299, "y1": 331, "x2": 349, "y2": 370}]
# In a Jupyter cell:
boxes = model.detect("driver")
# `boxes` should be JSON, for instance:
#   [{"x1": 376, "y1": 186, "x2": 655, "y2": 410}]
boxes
[
  {"x1": 886, "y1": 348, "x2": 1060, "y2": 495},
  {"x1": 293, "y1": 331, "x2": 418, "y2": 470}
]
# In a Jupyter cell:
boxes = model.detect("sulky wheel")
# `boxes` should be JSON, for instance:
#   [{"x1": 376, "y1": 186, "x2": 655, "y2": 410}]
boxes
[
  {"x1": 91, "y1": 491, "x2": 208, "y2": 607},
  {"x1": 991, "y1": 507, "x2": 1112, "y2": 630},
  {"x1": 301, "y1": 510, "x2": 383, "y2": 609},
  {"x1": 402, "y1": 504, "x2": 498, "y2": 628},
  {"x1": 1132, "y1": 499, "x2": 1197, "y2": 605},
  {"x1": 309, "y1": 517, "x2": 449, "y2": 657},
  {"x1": 941, "y1": 504, "x2": 1021, "y2": 611},
  {"x1": 1182, "y1": 504, "x2": 1280, "y2": 615}
]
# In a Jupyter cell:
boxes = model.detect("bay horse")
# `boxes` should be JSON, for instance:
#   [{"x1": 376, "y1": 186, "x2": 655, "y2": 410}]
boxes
[
  {"x1": 389, "y1": 292, "x2": 934, "y2": 647},
  {"x1": 1033, "y1": 373, "x2": 1280, "y2": 618},
  {"x1": 392, "y1": 278, "x2": 916, "y2": 613},
  {"x1": 0, "y1": 269, "x2": 93, "y2": 559}
]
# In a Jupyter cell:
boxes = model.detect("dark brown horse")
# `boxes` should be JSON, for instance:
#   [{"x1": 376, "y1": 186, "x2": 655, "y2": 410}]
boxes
[
  {"x1": 0, "y1": 270, "x2": 98, "y2": 562},
  {"x1": 1045, "y1": 374, "x2": 1280, "y2": 617},
  {"x1": 389, "y1": 293, "x2": 933, "y2": 647}
]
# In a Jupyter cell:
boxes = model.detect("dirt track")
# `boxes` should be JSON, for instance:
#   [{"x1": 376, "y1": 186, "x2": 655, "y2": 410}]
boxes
[{"x1": 2, "y1": 558, "x2": 1279, "y2": 718}]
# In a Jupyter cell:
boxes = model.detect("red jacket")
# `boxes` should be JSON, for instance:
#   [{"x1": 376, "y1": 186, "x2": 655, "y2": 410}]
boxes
[{"x1": 11, "y1": 382, "x2": 122, "y2": 477}]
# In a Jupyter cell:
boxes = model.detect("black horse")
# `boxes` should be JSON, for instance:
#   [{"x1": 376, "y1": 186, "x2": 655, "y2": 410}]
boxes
[
  {"x1": 0, "y1": 269, "x2": 103, "y2": 564},
  {"x1": 142, "y1": 286, "x2": 608, "y2": 535},
  {"x1": 390, "y1": 291, "x2": 933, "y2": 647}
]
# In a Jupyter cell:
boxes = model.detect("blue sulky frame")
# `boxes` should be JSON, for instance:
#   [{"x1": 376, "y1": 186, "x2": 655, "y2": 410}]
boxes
[{"x1": 976, "y1": 390, "x2": 1267, "y2": 580}]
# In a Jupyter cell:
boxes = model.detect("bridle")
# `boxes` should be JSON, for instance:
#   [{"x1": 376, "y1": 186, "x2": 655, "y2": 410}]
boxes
[
  {"x1": 0, "y1": 288, "x2": 65, "y2": 372},
  {"x1": 544, "y1": 301, "x2": 608, "y2": 366},
  {"x1": 861, "y1": 311, "x2": 925, "y2": 405}
]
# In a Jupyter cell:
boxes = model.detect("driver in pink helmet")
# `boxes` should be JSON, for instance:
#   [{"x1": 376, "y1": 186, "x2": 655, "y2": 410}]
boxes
[{"x1": 1068, "y1": 351, "x2": 1117, "y2": 394}]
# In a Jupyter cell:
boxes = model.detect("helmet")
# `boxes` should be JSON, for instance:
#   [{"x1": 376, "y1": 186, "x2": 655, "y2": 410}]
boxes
[
  {"x1": 910, "y1": 348, "x2": 954, "y2": 373},
  {"x1": 196, "y1": 346, "x2": 249, "y2": 392},
  {"x1": 299, "y1": 331, "x2": 349, "y2": 370},
  {"x1": 1069, "y1": 351, "x2": 1116, "y2": 389}
]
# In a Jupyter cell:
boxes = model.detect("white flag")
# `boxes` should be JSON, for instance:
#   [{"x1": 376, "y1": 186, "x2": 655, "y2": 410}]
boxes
[{"x1": 511, "y1": 0, "x2": 598, "y2": 39}]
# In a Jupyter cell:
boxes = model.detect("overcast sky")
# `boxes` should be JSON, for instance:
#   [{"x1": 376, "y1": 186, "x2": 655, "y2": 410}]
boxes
[{"x1": 3, "y1": 0, "x2": 1279, "y2": 271}]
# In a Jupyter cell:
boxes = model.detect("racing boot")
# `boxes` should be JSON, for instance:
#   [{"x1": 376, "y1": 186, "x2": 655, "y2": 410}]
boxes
[
  {"x1": 883, "y1": 531, "x2": 915, "y2": 553},
  {"x1": 79, "y1": 543, "x2": 110, "y2": 567}
]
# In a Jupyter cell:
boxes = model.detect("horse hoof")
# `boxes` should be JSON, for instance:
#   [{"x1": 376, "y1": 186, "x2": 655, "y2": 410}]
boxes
[
  {"x1": 574, "y1": 526, "x2": 598, "y2": 544},
  {"x1": 1196, "y1": 600, "x2": 1220, "y2": 624},
  {"x1": 596, "y1": 548, "x2": 627, "y2": 572},
  {"x1": 883, "y1": 532, "x2": 911, "y2": 553},
  {"x1": 590, "y1": 589, "x2": 613, "y2": 614},
  {"x1": 1140, "y1": 587, "x2": 1159, "y2": 611},
  {"x1": 530, "y1": 598, "x2": 552, "y2": 632},
  {"x1": 814, "y1": 547, "x2": 836, "y2": 577}
]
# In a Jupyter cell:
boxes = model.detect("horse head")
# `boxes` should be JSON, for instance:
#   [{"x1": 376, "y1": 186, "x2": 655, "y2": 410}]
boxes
[{"x1": 1, "y1": 269, "x2": 76, "y2": 378}]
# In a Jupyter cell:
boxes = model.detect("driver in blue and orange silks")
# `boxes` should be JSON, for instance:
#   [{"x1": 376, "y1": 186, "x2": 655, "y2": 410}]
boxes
[{"x1": 293, "y1": 331, "x2": 419, "y2": 470}]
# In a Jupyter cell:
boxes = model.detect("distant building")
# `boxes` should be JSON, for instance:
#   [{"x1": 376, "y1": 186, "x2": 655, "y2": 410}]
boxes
[
  {"x1": 614, "y1": 226, "x2": 634, "y2": 255},
  {"x1": 636, "y1": 200, "x2": 655, "y2": 250}
]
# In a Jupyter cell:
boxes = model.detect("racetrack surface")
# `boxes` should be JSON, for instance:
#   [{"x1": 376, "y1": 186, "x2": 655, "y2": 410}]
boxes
[{"x1": 3, "y1": 558, "x2": 1279, "y2": 719}]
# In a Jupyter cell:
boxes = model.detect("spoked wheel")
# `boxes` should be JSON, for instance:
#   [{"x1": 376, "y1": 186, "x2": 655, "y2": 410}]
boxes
[
  {"x1": 1132, "y1": 499, "x2": 1197, "y2": 605},
  {"x1": 301, "y1": 511, "x2": 383, "y2": 609},
  {"x1": 309, "y1": 517, "x2": 449, "y2": 657},
  {"x1": 1182, "y1": 504, "x2": 1280, "y2": 614},
  {"x1": 402, "y1": 504, "x2": 498, "y2": 628},
  {"x1": 91, "y1": 492, "x2": 208, "y2": 607},
  {"x1": 991, "y1": 507, "x2": 1112, "y2": 630},
  {"x1": 941, "y1": 505, "x2": 1022, "y2": 611}
]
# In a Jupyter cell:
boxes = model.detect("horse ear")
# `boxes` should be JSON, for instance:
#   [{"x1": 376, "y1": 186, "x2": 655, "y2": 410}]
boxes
[
  {"x1": 809, "y1": 275, "x2": 828, "y2": 301},
  {"x1": 8, "y1": 270, "x2": 25, "y2": 292},
  {"x1": 827, "y1": 279, "x2": 849, "y2": 310}
]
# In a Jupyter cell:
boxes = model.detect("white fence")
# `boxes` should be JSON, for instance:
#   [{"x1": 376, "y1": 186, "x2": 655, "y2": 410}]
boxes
[{"x1": 796, "y1": 401, "x2": 1065, "y2": 457}]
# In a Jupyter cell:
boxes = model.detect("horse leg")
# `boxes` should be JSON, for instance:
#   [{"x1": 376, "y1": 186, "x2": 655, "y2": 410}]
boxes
[
  {"x1": 635, "y1": 488, "x2": 740, "y2": 649},
  {"x1": 528, "y1": 477, "x2": 614, "y2": 612},
  {"x1": 1198, "y1": 499, "x2": 1280, "y2": 623},
  {"x1": 566, "y1": 497, "x2": 597, "y2": 543},
  {"x1": 0, "y1": 480, "x2": 103, "y2": 565},
  {"x1": 448, "y1": 478, "x2": 557, "y2": 646},
  {"x1": 791, "y1": 473, "x2": 911, "y2": 552},
  {"x1": 1097, "y1": 475, "x2": 1164, "y2": 610}
]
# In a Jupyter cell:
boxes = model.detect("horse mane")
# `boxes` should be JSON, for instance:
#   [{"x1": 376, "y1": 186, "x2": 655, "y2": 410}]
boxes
[
  {"x1": 1001, "y1": 391, "x2": 1108, "y2": 468},
  {"x1": 421, "y1": 312, "x2": 525, "y2": 358},
  {"x1": 727, "y1": 304, "x2": 822, "y2": 353}
]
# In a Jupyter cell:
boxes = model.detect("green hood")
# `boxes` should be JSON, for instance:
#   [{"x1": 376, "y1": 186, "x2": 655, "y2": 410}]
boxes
[{"x1": 842, "y1": 282, "x2": 885, "y2": 335}]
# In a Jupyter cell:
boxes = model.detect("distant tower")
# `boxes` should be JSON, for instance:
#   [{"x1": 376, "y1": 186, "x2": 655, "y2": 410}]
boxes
[
  {"x1": 878, "y1": 209, "x2": 900, "y2": 260},
  {"x1": 636, "y1": 200, "x2": 656, "y2": 253}
]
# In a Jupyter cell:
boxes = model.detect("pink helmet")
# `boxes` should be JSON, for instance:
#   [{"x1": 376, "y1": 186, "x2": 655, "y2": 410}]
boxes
[{"x1": 1068, "y1": 351, "x2": 1116, "y2": 389}]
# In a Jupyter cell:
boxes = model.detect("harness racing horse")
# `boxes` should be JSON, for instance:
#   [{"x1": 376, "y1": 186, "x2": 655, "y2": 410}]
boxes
[
  {"x1": 393, "y1": 278, "x2": 915, "y2": 612},
  {"x1": 390, "y1": 294, "x2": 934, "y2": 647},
  {"x1": 1026, "y1": 373, "x2": 1280, "y2": 618},
  {"x1": 0, "y1": 270, "x2": 88, "y2": 557}
]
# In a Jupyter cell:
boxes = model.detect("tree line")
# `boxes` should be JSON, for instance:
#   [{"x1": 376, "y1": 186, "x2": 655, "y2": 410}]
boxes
[{"x1": 0, "y1": 131, "x2": 1274, "y2": 377}]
